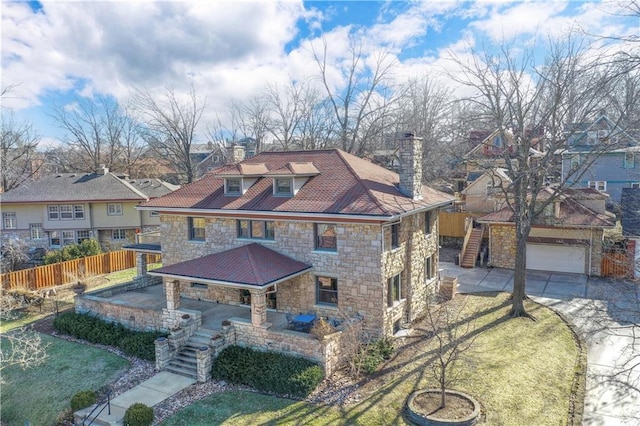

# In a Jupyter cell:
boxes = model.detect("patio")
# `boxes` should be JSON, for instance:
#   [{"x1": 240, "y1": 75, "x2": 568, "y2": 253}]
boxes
[{"x1": 86, "y1": 283, "x2": 292, "y2": 332}]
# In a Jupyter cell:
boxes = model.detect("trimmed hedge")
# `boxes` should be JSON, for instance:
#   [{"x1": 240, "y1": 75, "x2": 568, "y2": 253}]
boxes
[
  {"x1": 70, "y1": 390, "x2": 97, "y2": 411},
  {"x1": 124, "y1": 403, "x2": 154, "y2": 426},
  {"x1": 53, "y1": 312, "x2": 166, "y2": 361},
  {"x1": 212, "y1": 346, "x2": 323, "y2": 397}
]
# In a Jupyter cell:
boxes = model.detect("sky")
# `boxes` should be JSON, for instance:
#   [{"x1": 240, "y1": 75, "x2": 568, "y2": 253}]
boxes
[{"x1": 1, "y1": 0, "x2": 638, "y2": 147}]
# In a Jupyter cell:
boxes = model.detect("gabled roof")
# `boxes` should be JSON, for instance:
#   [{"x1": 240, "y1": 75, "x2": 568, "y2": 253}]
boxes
[
  {"x1": 621, "y1": 188, "x2": 640, "y2": 237},
  {"x1": 0, "y1": 172, "x2": 178, "y2": 204},
  {"x1": 565, "y1": 113, "x2": 639, "y2": 149},
  {"x1": 140, "y1": 149, "x2": 455, "y2": 218},
  {"x1": 149, "y1": 243, "x2": 312, "y2": 287},
  {"x1": 477, "y1": 188, "x2": 615, "y2": 228},
  {"x1": 461, "y1": 168, "x2": 511, "y2": 195}
]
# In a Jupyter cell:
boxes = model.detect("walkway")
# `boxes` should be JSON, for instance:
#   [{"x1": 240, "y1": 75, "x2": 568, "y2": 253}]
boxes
[
  {"x1": 76, "y1": 372, "x2": 195, "y2": 425},
  {"x1": 441, "y1": 262, "x2": 640, "y2": 425}
]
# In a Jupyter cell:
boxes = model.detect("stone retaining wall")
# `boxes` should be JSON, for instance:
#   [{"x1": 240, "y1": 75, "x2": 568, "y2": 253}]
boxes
[{"x1": 75, "y1": 296, "x2": 164, "y2": 331}]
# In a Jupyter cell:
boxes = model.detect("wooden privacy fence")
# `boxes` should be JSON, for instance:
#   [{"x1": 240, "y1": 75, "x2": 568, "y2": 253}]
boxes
[
  {"x1": 1, "y1": 250, "x2": 136, "y2": 291},
  {"x1": 439, "y1": 212, "x2": 472, "y2": 238},
  {"x1": 601, "y1": 251, "x2": 634, "y2": 279}
]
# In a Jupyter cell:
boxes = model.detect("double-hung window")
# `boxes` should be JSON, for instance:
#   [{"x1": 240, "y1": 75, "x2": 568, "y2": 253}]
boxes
[
  {"x1": 3, "y1": 212, "x2": 17, "y2": 229},
  {"x1": 237, "y1": 220, "x2": 274, "y2": 240},
  {"x1": 30, "y1": 223, "x2": 44, "y2": 239},
  {"x1": 189, "y1": 217, "x2": 206, "y2": 241},
  {"x1": 315, "y1": 223, "x2": 337, "y2": 251},
  {"x1": 588, "y1": 181, "x2": 607, "y2": 191},
  {"x1": 107, "y1": 203, "x2": 123, "y2": 216},
  {"x1": 77, "y1": 230, "x2": 91, "y2": 243},
  {"x1": 624, "y1": 152, "x2": 635, "y2": 169},
  {"x1": 424, "y1": 211, "x2": 433, "y2": 235},
  {"x1": 48, "y1": 205, "x2": 59, "y2": 220},
  {"x1": 225, "y1": 178, "x2": 241, "y2": 195},
  {"x1": 62, "y1": 231, "x2": 75, "y2": 245},
  {"x1": 50, "y1": 231, "x2": 61, "y2": 247},
  {"x1": 60, "y1": 205, "x2": 73, "y2": 220},
  {"x1": 391, "y1": 223, "x2": 399, "y2": 249},
  {"x1": 425, "y1": 255, "x2": 435, "y2": 281},
  {"x1": 387, "y1": 273, "x2": 402, "y2": 307},
  {"x1": 317, "y1": 276, "x2": 338, "y2": 306},
  {"x1": 74, "y1": 205, "x2": 85, "y2": 219},
  {"x1": 274, "y1": 178, "x2": 293, "y2": 196}
]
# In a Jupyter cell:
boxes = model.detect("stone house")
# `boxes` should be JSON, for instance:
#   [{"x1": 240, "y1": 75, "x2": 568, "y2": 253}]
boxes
[
  {"x1": 477, "y1": 187, "x2": 616, "y2": 275},
  {"x1": 126, "y1": 134, "x2": 454, "y2": 373},
  {"x1": 0, "y1": 166, "x2": 178, "y2": 251}
]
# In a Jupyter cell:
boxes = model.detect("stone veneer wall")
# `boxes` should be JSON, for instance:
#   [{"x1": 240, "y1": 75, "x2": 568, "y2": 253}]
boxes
[
  {"x1": 160, "y1": 210, "x2": 439, "y2": 339},
  {"x1": 230, "y1": 317, "x2": 346, "y2": 375},
  {"x1": 381, "y1": 211, "x2": 439, "y2": 337},
  {"x1": 489, "y1": 224, "x2": 605, "y2": 276},
  {"x1": 75, "y1": 296, "x2": 164, "y2": 331},
  {"x1": 0, "y1": 229, "x2": 49, "y2": 249}
]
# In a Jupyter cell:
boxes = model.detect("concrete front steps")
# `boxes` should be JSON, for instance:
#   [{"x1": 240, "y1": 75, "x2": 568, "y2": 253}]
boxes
[{"x1": 165, "y1": 328, "x2": 217, "y2": 379}]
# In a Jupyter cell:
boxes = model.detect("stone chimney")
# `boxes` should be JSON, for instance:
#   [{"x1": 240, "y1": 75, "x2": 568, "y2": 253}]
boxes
[
  {"x1": 97, "y1": 164, "x2": 109, "y2": 175},
  {"x1": 225, "y1": 144, "x2": 246, "y2": 165},
  {"x1": 398, "y1": 132, "x2": 423, "y2": 199}
]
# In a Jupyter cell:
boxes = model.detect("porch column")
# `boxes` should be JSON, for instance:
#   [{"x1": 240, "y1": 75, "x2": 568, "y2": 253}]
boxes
[
  {"x1": 250, "y1": 288, "x2": 268, "y2": 327},
  {"x1": 166, "y1": 279, "x2": 181, "y2": 310},
  {"x1": 136, "y1": 253, "x2": 148, "y2": 277}
]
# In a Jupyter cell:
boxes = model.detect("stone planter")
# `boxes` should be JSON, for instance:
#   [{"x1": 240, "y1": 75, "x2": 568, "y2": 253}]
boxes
[
  {"x1": 405, "y1": 389, "x2": 480, "y2": 426},
  {"x1": 72, "y1": 283, "x2": 86, "y2": 295}
]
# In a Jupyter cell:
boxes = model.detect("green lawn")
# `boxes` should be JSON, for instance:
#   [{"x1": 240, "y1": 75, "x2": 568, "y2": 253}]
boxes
[
  {"x1": 1, "y1": 265, "x2": 160, "y2": 334},
  {"x1": 1, "y1": 333, "x2": 130, "y2": 425},
  {"x1": 163, "y1": 293, "x2": 582, "y2": 425}
]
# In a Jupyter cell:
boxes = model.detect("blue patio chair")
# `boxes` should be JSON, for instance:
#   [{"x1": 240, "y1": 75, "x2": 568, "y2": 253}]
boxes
[{"x1": 285, "y1": 313, "x2": 294, "y2": 329}]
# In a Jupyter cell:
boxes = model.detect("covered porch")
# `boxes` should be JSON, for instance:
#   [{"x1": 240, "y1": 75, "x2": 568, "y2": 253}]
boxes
[{"x1": 148, "y1": 243, "x2": 314, "y2": 330}]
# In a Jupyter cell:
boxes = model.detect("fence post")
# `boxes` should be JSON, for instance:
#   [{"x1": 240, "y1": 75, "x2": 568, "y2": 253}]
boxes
[{"x1": 28, "y1": 268, "x2": 36, "y2": 290}]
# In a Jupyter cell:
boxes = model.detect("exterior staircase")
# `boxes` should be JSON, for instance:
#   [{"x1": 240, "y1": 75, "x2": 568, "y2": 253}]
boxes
[
  {"x1": 166, "y1": 328, "x2": 217, "y2": 379},
  {"x1": 460, "y1": 227, "x2": 484, "y2": 268}
]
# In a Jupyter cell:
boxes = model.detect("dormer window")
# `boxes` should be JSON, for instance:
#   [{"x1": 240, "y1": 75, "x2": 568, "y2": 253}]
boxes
[
  {"x1": 225, "y1": 178, "x2": 241, "y2": 195},
  {"x1": 274, "y1": 178, "x2": 293, "y2": 196}
]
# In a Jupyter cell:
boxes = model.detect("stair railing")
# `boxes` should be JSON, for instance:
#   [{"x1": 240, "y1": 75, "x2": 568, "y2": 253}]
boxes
[
  {"x1": 82, "y1": 392, "x2": 111, "y2": 426},
  {"x1": 460, "y1": 218, "x2": 474, "y2": 263}
]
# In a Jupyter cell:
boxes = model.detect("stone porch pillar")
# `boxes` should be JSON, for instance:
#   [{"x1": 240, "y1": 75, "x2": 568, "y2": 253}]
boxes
[
  {"x1": 166, "y1": 279, "x2": 181, "y2": 310},
  {"x1": 250, "y1": 288, "x2": 268, "y2": 327},
  {"x1": 136, "y1": 253, "x2": 148, "y2": 277}
]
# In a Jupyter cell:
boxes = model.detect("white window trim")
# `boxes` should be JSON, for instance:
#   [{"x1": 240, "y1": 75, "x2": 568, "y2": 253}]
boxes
[
  {"x1": 3, "y1": 212, "x2": 17, "y2": 229},
  {"x1": 224, "y1": 178, "x2": 242, "y2": 195},
  {"x1": 30, "y1": 223, "x2": 44, "y2": 239},
  {"x1": 74, "y1": 205, "x2": 85, "y2": 219},
  {"x1": 107, "y1": 203, "x2": 123, "y2": 216},
  {"x1": 62, "y1": 230, "x2": 75, "y2": 246},
  {"x1": 624, "y1": 152, "x2": 635, "y2": 169},
  {"x1": 48, "y1": 205, "x2": 60, "y2": 220},
  {"x1": 588, "y1": 181, "x2": 607, "y2": 191},
  {"x1": 112, "y1": 229, "x2": 127, "y2": 240},
  {"x1": 60, "y1": 205, "x2": 74, "y2": 220},
  {"x1": 273, "y1": 177, "x2": 293, "y2": 196}
]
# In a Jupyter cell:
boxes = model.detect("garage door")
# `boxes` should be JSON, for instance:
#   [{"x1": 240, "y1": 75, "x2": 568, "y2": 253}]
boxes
[{"x1": 526, "y1": 243, "x2": 586, "y2": 274}]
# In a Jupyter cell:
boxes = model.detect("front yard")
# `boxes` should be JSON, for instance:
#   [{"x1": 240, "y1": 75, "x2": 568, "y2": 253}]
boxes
[
  {"x1": 161, "y1": 293, "x2": 583, "y2": 425},
  {"x1": 0, "y1": 291, "x2": 583, "y2": 425}
]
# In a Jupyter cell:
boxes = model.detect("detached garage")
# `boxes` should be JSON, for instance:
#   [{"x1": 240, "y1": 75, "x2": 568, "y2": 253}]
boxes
[
  {"x1": 477, "y1": 187, "x2": 616, "y2": 277},
  {"x1": 525, "y1": 243, "x2": 587, "y2": 274}
]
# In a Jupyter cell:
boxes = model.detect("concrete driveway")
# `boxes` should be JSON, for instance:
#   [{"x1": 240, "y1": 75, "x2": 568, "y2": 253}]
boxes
[{"x1": 440, "y1": 262, "x2": 640, "y2": 425}]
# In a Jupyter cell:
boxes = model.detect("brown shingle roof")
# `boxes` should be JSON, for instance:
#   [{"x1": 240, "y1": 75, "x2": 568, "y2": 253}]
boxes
[
  {"x1": 478, "y1": 191, "x2": 615, "y2": 228},
  {"x1": 141, "y1": 149, "x2": 454, "y2": 217},
  {"x1": 149, "y1": 243, "x2": 312, "y2": 287}
]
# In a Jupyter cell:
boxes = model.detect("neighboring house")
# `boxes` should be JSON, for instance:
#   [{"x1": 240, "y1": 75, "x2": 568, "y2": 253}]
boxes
[
  {"x1": 462, "y1": 129, "x2": 544, "y2": 185},
  {"x1": 0, "y1": 166, "x2": 178, "y2": 251},
  {"x1": 477, "y1": 187, "x2": 616, "y2": 275},
  {"x1": 135, "y1": 134, "x2": 454, "y2": 342},
  {"x1": 559, "y1": 113, "x2": 640, "y2": 205},
  {"x1": 460, "y1": 168, "x2": 511, "y2": 214},
  {"x1": 621, "y1": 187, "x2": 640, "y2": 278}
]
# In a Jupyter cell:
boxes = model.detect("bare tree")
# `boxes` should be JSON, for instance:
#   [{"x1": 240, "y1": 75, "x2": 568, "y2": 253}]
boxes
[
  {"x1": 263, "y1": 80, "x2": 304, "y2": 150},
  {"x1": 0, "y1": 328, "x2": 49, "y2": 382},
  {"x1": 422, "y1": 294, "x2": 478, "y2": 409},
  {"x1": 450, "y1": 37, "x2": 622, "y2": 317},
  {"x1": 311, "y1": 35, "x2": 400, "y2": 153},
  {"x1": 394, "y1": 76, "x2": 454, "y2": 182},
  {"x1": 133, "y1": 84, "x2": 206, "y2": 184},
  {"x1": 51, "y1": 96, "x2": 131, "y2": 172},
  {"x1": 229, "y1": 96, "x2": 270, "y2": 153},
  {"x1": 0, "y1": 112, "x2": 41, "y2": 192},
  {"x1": 0, "y1": 240, "x2": 30, "y2": 272}
]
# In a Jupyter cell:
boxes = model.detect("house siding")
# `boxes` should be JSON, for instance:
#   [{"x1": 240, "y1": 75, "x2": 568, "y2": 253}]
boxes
[{"x1": 562, "y1": 152, "x2": 639, "y2": 203}]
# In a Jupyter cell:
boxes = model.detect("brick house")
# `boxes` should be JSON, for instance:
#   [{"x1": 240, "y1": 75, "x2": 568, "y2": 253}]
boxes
[
  {"x1": 135, "y1": 134, "x2": 454, "y2": 348},
  {"x1": 478, "y1": 187, "x2": 616, "y2": 275},
  {"x1": 0, "y1": 166, "x2": 178, "y2": 251}
]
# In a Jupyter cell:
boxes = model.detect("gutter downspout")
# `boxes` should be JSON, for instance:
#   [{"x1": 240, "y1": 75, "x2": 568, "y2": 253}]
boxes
[{"x1": 588, "y1": 227, "x2": 593, "y2": 277}]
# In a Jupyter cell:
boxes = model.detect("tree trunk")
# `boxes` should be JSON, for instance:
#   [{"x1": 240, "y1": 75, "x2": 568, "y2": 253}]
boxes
[{"x1": 510, "y1": 213, "x2": 530, "y2": 317}]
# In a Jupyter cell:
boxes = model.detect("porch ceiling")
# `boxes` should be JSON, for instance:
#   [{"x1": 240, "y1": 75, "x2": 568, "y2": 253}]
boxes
[{"x1": 149, "y1": 243, "x2": 312, "y2": 288}]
